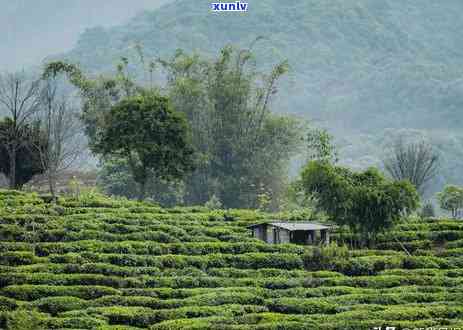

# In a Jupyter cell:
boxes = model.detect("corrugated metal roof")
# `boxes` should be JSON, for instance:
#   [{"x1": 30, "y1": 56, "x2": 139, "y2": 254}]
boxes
[
  {"x1": 248, "y1": 222, "x2": 332, "y2": 231},
  {"x1": 270, "y1": 222, "x2": 331, "y2": 231}
]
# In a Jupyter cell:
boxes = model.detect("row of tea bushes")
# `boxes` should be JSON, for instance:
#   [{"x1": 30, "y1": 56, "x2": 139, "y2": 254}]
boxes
[{"x1": 0, "y1": 190, "x2": 462, "y2": 329}]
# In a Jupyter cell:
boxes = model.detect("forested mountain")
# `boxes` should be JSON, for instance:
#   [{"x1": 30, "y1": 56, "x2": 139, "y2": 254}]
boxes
[
  {"x1": 0, "y1": 0, "x2": 168, "y2": 70},
  {"x1": 54, "y1": 0, "x2": 463, "y2": 196}
]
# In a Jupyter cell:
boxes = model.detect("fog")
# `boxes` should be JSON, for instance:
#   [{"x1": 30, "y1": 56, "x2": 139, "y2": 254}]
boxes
[
  {"x1": 2, "y1": 0, "x2": 463, "y2": 200},
  {"x1": 0, "y1": 0, "x2": 170, "y2": 71}
]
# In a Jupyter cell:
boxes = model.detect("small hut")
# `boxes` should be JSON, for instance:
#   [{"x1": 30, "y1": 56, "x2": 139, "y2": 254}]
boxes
[{"x1": 248, "y1": 222, "x2": 333, "y2": 245}]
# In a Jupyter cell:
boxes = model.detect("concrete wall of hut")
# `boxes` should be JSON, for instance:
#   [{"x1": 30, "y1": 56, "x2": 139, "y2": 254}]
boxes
[
  {"x1": 279, "y1": 228, "x2": 290, "y2": 244},
  {"x1": 252, "y1": 226, "x2": 265, "y2": 241},
  {"x1": 266, "y1": 226, "x2": 274, "y2": 244}
]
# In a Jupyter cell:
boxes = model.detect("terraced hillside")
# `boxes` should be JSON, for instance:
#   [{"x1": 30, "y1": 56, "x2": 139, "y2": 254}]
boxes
[{"x1": 0, "y1": 190, "x2": 462, "y2": 329}]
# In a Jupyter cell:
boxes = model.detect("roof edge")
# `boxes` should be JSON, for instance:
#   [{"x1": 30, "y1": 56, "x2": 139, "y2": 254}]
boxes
[{"x1": 247, "y1": 221, "x2": 334, "y2": 229}]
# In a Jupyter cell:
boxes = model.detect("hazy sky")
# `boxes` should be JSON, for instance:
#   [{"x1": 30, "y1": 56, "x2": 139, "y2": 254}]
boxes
[{"x1": 0, "y1": 0, "x2": 169, "y2": 71}]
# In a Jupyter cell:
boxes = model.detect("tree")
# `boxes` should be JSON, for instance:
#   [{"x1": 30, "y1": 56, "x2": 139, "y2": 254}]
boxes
[
  {"x1": 0, "y1": 72, "x2": 42, "y2": 188},
  {"x1": 33, "y1": 76, "x2": 85, "y2": 197},
  {"x1": 281, "y1": 127, "x2": 338, "y2": 211},
  {"x1": 301, "y1": 161, "x2": 419, "y2": 244},
  {"x1": 97, "y1": 157, "x2": 185, "y2": 207},
  {"x1": 161, "y1": 45, "x2": 304, "y2": 208},
  {"x1": 43, "y1": 59, "x2": 194, "y2": 202},
  {"x1": 94, "y1": 93, "x2": 195, "y2": 200},
  {"x1": 44, "y1": 44, "x2": 304, "y2": 208},
  {"x1": 383, "y1": 137, "x2": 439, "y2": 195},
  {"x1": 437, "y1": 185, "x2": 463, "y2": 218},
  {"x1": 0, "y1": 118, "x2": 47, "y2": 189},
  {"x1": 306, "y1": 127, "x2": 338, "y2": 163},
  {"x1": 43, "y1": 60, "x2": 137, "y2": 150}
]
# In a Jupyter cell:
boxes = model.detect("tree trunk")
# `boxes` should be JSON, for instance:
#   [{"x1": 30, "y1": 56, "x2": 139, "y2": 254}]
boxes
[
  {"x1": 48, "y1": 170, "x2": 56, "y2": 199},
  {"x1": 138, "y1": 180, "x2": 146, "y2": 201},
  {"x1": 8, "y1": 148, "x2": 16, "y2": 189}
]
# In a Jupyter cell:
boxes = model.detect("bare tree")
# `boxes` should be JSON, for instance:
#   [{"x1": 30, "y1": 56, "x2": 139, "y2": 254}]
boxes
[
  {"x1": 383, "y1": 137, "x2": 439, "y2": 195},
  {"x1": 34, "y1": 78, "x2": 85, "y2": 197},
  {"x1": 0, "y1": 72, "x2": 42, "y2": 188}
]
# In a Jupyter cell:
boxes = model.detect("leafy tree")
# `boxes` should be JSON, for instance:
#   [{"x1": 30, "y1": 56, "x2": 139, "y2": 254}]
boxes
[
  {"x1": 161, "y1": 45, "x2": 304, "y2": 208},
  {"x1": 437, "y1": 185, "x2": 463, "y2": 218},
  {"x1": 0, "y1": 118, "x2": 47, "y2": 189},
  {"x1": 301, "y1": 161, "x2": 419, "y2": 244},
  {"x1": 38, "y1": 2, "x2": 463, "y2": 206},
  {"x1": 0, "y1": 72, "x2": 42, "y2": 188},
  {"x1": 282, "y1": 127, "x2": 338, "y2": 211},
  {"x1": 94, "y1": 93, "x2": 195, "y2": 200},
  {"x1": 44, "y1": 44, "x2": 304, "y2": 208},
  {"x1": 44, "y1": 60, "x2": 194, "y2": 202},
  {"x1": 97, "y1": 157, "x2": 185, "y2": 207},
  {"x1": 306, "y1": 127, "x2": 338, "y2": 163},
  {"x1": 383, "y1": 137, "x2": 439, "y2": 195}
]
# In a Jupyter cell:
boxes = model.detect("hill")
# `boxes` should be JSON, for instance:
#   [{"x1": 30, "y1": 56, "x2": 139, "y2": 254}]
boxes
[
  {"x1": 0, "y1": 0, "x2": 168, "y2": 71},
  {"x1": 0, "y1": 190, "x2": 462, "y2": 329},
  {"x1": 54, "y1": 0, "x2": 463, "y2": 196}
]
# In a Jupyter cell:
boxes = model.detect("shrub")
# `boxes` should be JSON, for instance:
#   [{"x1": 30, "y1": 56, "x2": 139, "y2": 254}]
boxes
[
  {"x1": 204, "y1": 195, "x2": 223, "y2": 210},
  {"x1": 0, "y1": 252, "x2": 38, "y2": 266},
  {"x1": 5, "y1": 308, "x2": 44, "y2": 330},
  {"x1": 45, "y1": 316, "x2": 107, "y2": 329},
  {"x1": 0, "y1": 191, "x2": 462, "y2": 329},
  {"x1": 1, "y1": 285, "x2": 121, "y2": 300},
  {"x1": 267, "y1": 298, "x2": 338, "y2": 314},
  {"x1": 303, "y1": 243, "x2": 349, "y2": 271},
  {"x1": 402, "y1": 256, "x2": 443, "y2": 269},
  {"x1": 33, "y1": 296, "x2": 88, "y2": 315},
  {"x1": 0, "y1": 297, "x2": 18, "y2": 311},
  {"x1": 431, "y1": 230, "x2": 463, "y2": 242}
]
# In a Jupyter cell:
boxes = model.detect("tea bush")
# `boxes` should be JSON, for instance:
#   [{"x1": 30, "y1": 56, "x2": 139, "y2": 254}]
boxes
[{"x1": 0, "y1": 190, "x2": 462, "y2": 329}]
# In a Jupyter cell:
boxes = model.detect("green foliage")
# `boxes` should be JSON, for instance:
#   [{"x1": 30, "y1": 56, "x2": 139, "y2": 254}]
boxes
[
  {"x1": 162, "y1": 46, "x2": 304, "y2": 209},
  {"x1": 6, "y1": 308, "x2": 44, "y2": 330},
  {"x1": 0, "y1": 119, "x2": 47, "y2": 189},
  {"x1": 301, "y1": 161, "x2": 419, "y2": 240},
  {"x1": 44, "y1": 59, "x2": 196, "y2": 203},
  {"x1": 256, "y1": 184, "x2": 272, "y2": 212},
  {"x1": 95, "y1": 94, "x2": 195, "y2": 200},
  {"x1": 47, "y1": 44, "x2": 304, "y2": 209},
  {"x1": 33, "y1": 296, "x2": 87, "y2": 316},
  {"x1": 0, "y1": 191, "x2": 461, "y2": 329},
  {"x1": 97, "y1": 157, "x2": 185, "y2": 207},
  {"x1": 279, "y1": 179, "x2": 317, "y2": 212},
  {"x1": 306, "y1": 127, "x2": 338, "y2": 164},
  {"x1": 437, "y1": 185, "x2": 463, "y2": 218},
  {"x1": 303, "y1": 243, "x2": 349, "y2": 271},
  {"x1": 204, "y1": 195, "x2": 223, "y2": 210},
  {"x1": 41, "y1": 0, "x2": 463, "y2": 202},
  {"x1": 2, "y1": 285, "x2": 121, "y2": 301},
  {"x1": 43, "y1": 60, "x2": 125, "y2": 148}
]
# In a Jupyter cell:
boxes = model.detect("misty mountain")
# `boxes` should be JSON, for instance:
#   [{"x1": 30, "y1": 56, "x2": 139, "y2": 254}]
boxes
[
  {"x1": 0, "y1": 0, "x2": 169, "y2": 71},
  {"x1": 38, "y1": 0, "x2": 463, "y2": 195}
]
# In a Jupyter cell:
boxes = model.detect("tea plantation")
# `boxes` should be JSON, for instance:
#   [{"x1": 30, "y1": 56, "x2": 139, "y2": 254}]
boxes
[{"x1": 0, "y1": 190, "x2": 462, "y2": 329}]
